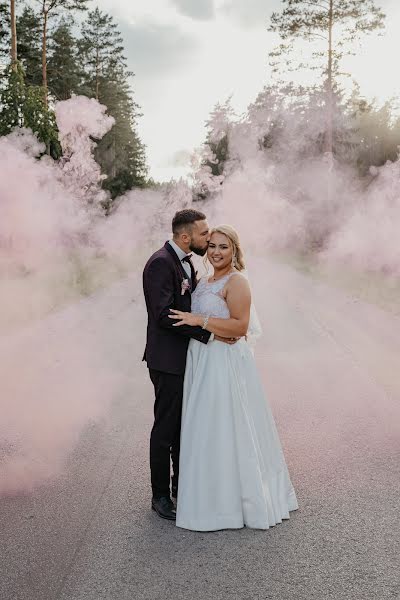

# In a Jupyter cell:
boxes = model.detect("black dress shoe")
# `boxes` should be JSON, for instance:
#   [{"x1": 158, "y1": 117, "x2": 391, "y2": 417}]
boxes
[{"x1": 152, "y1": 496, "x2": 176, "y2": 521}]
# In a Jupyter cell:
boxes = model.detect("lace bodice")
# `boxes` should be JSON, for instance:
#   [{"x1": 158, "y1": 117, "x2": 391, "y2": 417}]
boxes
[{"x1": 192, "y1": 273, "x2": 239, "y2": 318}]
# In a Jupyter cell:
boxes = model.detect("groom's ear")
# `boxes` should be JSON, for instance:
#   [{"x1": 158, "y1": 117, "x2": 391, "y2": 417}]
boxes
[{"x1": 180, "y1": 230, "x2": 191, "y2": 243}]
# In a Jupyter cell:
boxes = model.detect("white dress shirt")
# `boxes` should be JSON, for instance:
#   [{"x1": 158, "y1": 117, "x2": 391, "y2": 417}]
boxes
[
  {"x1": 168, "y1": 240, "x2": 214, "y2": 342},
  {"x1": 168, "y1": 239, "x2": 192, "y2": 279}
]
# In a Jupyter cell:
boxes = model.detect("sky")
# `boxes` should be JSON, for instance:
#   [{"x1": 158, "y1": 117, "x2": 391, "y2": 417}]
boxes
[{"x1": 93, "y1": 0, "x2": 400, "y2": 182}]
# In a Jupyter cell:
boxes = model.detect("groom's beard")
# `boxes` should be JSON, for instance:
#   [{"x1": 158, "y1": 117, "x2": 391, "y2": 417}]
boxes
[{"x1": 189, "y1": 243, "x2": 208, "y2": 257}]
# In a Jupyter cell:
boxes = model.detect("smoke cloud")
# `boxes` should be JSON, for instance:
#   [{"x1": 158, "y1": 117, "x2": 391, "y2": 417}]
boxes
[
  {"x1": 1, "y1": 92, "x2": 399, "y2": 495},
  {"x1": 199, "y1": 96, "x2": 400, "y2": 276}
]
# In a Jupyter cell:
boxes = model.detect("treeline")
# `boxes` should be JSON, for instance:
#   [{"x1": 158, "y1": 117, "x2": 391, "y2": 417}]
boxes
[
  {"x1": 0, "y1": 1, "x2": 147, "y2": 199},
  {"x1": 196, "y1": 0, "x2": 400, "y2": 198},
  {"x1": 198, "y1": 84, "x2": 400, "y2": 189}
]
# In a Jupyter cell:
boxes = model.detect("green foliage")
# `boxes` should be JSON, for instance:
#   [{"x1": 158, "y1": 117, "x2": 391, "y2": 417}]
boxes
[
  {"x1": 40, "y1": 0, "x2": 89, "y2": 18},
  {"x1": 270, "y1": 0, "x2": 385, "y2": 40},
  {"x1": 0, "y1": 1, "x2": 10, "y2": 63},
  {"x1": 16, "y1": 6, "x2": 42, "y2": 87},
  {"x1": 78, "y1": 8, "x2": 126, "y2": 98},
  {"x1": 269, "y1": 0, "x2": 385, "y2": 79},
  {"x1": 346, "y1": 90, "x2": 400, "y2": 174},
  {"x1": 0, "y1": 62, "x2": 61, "y2": 157},
  {"x1": 0, "y1": 63, "x2": 25, "y2": 133},
  {"x1": 204, "y1": 99, "x2": 234, "y2": 176},
  {"x1": 36, "y1": 0, "x2": 90, "y2": 107},
  {"x1": 246, "y1": 80, "x2": 400, "y2": 175},
  {"x1": 80, "y1": 8, "x2": 148, "y2": 199},
  {"x1": 47, "y1": 18, "x2": 81, "y2": 100},
  {"x1": 24, "y1": 84, "x2": 62, "y2": 158},
  {"x1": 268, "y1": 0, "x2": 386, "y2": 154},
  {"x1": 205, "y1": 135, "x2": 228, "y2": 177},
  {"x1": 0, "y1": 3, "x2": 147, "y2": 196}
]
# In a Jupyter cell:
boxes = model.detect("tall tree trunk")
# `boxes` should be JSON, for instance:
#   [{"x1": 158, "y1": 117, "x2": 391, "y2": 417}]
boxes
[
  {"x1": 111, "y1": 135, "x2": 116, "y2": 177},
  {"x1": 325, "y1": 0, "x2": 334, "y2": 154},
  {"x1": 10, "y1": 0, "x2": 17, "y2": 70},
  {"x1": 95, "y1": 47, "x2": 99, "y2": 100},
  {"x1": 42, "y1": 9, "x2": 48, "y2": 106}
]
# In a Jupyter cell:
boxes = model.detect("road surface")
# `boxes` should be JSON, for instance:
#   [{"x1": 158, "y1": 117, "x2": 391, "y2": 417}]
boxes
[{"x1": 1, "y1": 260, "x2": 399, "y2": 600}]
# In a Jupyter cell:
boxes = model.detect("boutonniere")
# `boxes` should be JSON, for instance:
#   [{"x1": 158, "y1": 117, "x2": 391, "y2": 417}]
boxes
[{"x1": 181, "y1": 278, "x2": 190, "y2": 295}]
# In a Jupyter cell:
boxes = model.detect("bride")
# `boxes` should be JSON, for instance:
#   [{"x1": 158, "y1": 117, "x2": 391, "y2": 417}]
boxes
[{"x1": 169, "y1": 225, "x2": 298, "y2": 531}]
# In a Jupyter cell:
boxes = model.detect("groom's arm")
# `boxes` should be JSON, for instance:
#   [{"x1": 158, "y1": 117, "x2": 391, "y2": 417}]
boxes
[{"x1": 145, "y1": 258, "x2": 211, "y2": 345}]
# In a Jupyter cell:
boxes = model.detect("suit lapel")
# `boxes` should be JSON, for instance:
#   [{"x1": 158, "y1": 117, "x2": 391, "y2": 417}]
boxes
[
  {"x1": 164, "y1": 241, "x2": 196, "y2": 293},
  {"x1": 165, "y1": 241, "x2": 186, "y2": 277}
]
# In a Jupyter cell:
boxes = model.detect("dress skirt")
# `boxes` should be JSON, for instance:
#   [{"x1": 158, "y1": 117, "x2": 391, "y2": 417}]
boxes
[{"x1": 176, "y1": 338, "x2": 298, "y2": 531}]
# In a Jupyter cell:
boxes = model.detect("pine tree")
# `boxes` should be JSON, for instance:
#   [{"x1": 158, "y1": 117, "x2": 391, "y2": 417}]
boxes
[
  {"x1": 269, "y1": 0, "x2": 385, "y2": 154},
  {"x1": 0, "y1": 61, "x2": 61, "y2": 156},
  {"x1": 16, "y1": 6, "x2": 42, "y2": 87},
  {"x1": 96, "y1": 74, "x2": 147, "y2": 199},
  {"x1": 35, "y1": 0, "x2": 88, "y2": 104},
  {"x1": 0, "y1": 63, "x2": 25, "y2": 132},
  {"x1": 193, "y1": 98, "x2": 234, "y2": 199},
  {"x1": 78, "y1": 8, "x2": 125, "y2": 100},
  {"x1": 79, "y1": 9, "x2": 147, "y2": 198},
  {"x1": 0, "y1": 1, "x2": 10, "y2": 66},
  {"x1": 47, "y1": 18, "x2": 80, "y2": 100},
  {"x1": 347, "y1": 90, "x2": 400, "y2": 174},
  {"x1": 10, "y1": 0, "x2": 17, "y2": 69},
  {"x1": 203, "y1": 99, "x2": 234, "y2": 177}
]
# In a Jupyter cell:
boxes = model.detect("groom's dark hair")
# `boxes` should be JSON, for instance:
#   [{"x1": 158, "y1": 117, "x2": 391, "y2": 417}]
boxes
[{"x1": 172, "y1": 209, "x2": 206, "y2": 235}]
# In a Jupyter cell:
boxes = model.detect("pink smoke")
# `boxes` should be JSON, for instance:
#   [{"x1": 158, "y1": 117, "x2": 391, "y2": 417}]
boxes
[
  {"x1": 198, "y1": 97, "x2": 400, "y2": 276},
  {"x1": 1, "y1": 90, "x2": 399, "y2": 497}
]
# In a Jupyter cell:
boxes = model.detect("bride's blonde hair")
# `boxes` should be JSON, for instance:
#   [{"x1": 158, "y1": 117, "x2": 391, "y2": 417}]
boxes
[{"x1": 210, "y1": 225, "x2": 246, "y2": 272}]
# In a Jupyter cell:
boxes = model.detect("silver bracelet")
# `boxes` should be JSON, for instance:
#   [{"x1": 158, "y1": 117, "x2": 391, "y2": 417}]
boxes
[{"x1": 202, "y1": 315, "x2": 210, "y2": 330}]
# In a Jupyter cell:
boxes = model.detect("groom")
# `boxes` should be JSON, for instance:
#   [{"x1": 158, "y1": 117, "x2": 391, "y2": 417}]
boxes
[{"x1": 143, "y1": 209, "x2": 213, "y2": 520}]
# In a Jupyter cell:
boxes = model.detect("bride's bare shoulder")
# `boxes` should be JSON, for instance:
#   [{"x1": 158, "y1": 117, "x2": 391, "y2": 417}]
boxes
[{"x1": 225, "y1": 271, "x2": 250, "y2": 293}]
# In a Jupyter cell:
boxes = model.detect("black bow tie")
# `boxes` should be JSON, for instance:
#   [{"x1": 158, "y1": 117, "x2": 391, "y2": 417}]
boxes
[{"x1": 182, "y1": 254, "x2": 193, "y2": 263}]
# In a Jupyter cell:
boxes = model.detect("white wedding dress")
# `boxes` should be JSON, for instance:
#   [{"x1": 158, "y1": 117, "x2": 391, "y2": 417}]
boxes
[{"x1": 176, "y1": 273, "x2": 298, "y2": 531}]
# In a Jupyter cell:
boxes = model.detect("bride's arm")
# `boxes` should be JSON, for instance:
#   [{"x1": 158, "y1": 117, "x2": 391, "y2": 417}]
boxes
[{"x1": 169, "y1": 276, "x2": 251, "y2": 338}]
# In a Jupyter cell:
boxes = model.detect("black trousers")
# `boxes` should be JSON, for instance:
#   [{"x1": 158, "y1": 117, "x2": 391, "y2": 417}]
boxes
[{"x1": 148, "y1": 368, "x2": 184, "y2": 498}]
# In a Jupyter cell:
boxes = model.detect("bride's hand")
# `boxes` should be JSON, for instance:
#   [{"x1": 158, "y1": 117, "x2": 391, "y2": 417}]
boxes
[{"x1": 169, "y1": 309, "x2": 203, "y2": 327}]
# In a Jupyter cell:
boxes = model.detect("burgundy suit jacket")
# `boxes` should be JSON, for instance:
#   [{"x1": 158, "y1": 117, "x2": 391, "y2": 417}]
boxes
[{"x1": 142, "y1": 242, "x2": 211, "y2": 375}]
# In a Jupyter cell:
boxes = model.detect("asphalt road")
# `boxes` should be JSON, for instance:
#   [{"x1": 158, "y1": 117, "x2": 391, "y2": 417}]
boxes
[{"x1": 1, "y1": 260, "x2": 399, "y2": 600}]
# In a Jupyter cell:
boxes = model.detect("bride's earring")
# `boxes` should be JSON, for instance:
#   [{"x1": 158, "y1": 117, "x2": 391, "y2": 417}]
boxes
[{"x1": 231, "y1": 255, "x2": 236, "y2": 268}]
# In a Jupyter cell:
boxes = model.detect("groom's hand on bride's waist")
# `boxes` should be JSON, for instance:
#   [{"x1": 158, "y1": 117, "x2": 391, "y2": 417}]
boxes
[{"x1": 214, "y1": 335, "x2": 241, "y2": 345}]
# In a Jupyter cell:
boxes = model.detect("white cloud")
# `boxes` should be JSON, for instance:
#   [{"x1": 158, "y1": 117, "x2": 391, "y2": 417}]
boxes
[
  {"x1": 94, "y1": 0, "x2": 400, "y2": 181},
  {"x1": 171, "y1": 0, "x2": 215, "y2": 21},
  {"x1": 119, "y1": 20, "x2": 200, "y2": 77},
  {"x1": 132, "y1": 18, "x2": 272, "y2": 181},
  {"x1": 95, "y1": 0, "x2": 175, "y2": 23},
  {"x1": 219, "y1": 0, "x2": 280, "y2": 29}
]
